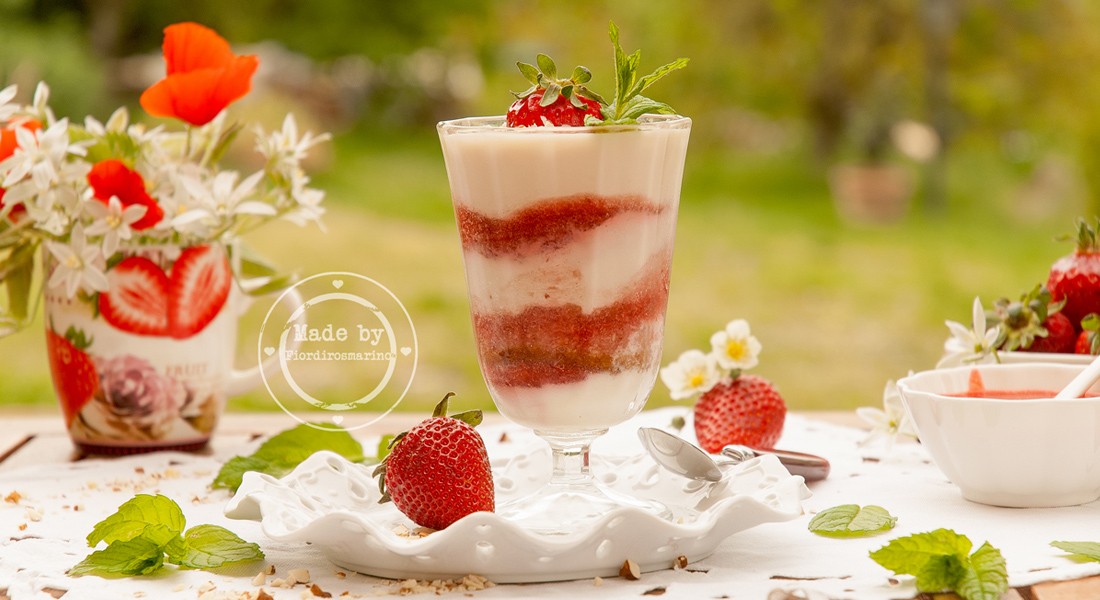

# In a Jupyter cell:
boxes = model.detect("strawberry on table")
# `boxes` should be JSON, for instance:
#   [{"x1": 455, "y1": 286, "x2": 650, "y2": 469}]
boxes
[
  {"x1": 46, "y1": 326, "x2": 98, "y2": 424},
  {"x1": 1048, "y1": 218, "x2": 1100, "y2": 328},
  {"x1": 693, "y1": 374, "x2": 786, "y2": 452},
  {"x1": 661, "y1": 319, "x2": 787, "y2": 453},
  {"x1": 372, "y1": 393, "x2": 494, "y2": 530}
]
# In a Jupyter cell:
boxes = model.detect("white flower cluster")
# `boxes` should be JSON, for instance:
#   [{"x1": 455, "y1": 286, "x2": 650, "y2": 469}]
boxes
[
  {"x1": 659, "y1": 319, "x2": 763, "y2": 400},
  {"x1": 0, "y1": 83, "x2": 329, "y2": 298}
]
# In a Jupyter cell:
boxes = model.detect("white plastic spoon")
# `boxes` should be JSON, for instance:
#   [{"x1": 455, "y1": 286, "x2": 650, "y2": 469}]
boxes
[{"x1": 1053, "y1": 353, "x2": 1100, "y2": 399}]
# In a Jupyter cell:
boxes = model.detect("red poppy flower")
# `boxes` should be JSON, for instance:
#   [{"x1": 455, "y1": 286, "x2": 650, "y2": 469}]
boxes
[
  {"x1": 0, "y1": 118, "x2": 41, "y2": 222},
  {"x1": 87, "y1": 159, "x2": 164, "y2": 230},
  {"x1": 139, "y1": 22, "x2": 259, "y2": 126}
]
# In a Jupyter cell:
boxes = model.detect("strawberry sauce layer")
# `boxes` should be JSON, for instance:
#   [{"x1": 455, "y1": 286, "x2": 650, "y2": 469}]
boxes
[
  {"x1": 455, "y1": 193, "x2": 662, "y2": 257},
  {"x1": 472, "y1": 259, "x2": 670, "y2": 388}
]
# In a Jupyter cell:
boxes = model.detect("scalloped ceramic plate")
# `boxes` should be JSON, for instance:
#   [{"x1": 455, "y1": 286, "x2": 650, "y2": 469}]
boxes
[{"x1": 226, "y1": 442, "x2": 810, "y2": 583}]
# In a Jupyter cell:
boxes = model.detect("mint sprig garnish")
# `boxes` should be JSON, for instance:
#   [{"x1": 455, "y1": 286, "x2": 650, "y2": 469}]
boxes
[
  {"x1": 212, "y1": 422, "x2": 365, "y2": 492},
  {"x1": 71, "y1": 494, "x2": 263, "y2": 577},
  {"x1": 808, "y1": 504, "x2": 897, "y2": 538},
  {"x1": 590, "y1": 21, "x2": 689, "y2": 126},
  {"x1": 870, "y1": 529, "x2": 1008, "y2": 600},
  {"x1": 1051, "y1": 541, "x2": 1100, "y2": 562}
]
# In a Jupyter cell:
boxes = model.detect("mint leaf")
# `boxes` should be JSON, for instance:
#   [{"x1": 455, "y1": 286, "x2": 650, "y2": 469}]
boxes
[
  {"x1": 956, "y1": 543, "x2": 1008, "y2": 600},
  {"x1": 1052, "y1": 541, "x2": 1100, "y2": 562},
  {"x1": 86, "y1": 494, "x2": 185, "y2": 547},
  {"x1": 601, "y1": 21, "x2": 688, "y2": 124},
  {"x1": 212, "y1": 423, "x2": 365, "y2": 492},
  {"x1": 870, "y1": 528, "x2": 972, "y2": 576},
  {"x1": 70, "y1": 536, "x2": 165, "y2": 577},
  {"x1": 916, "y1": 553, "x2": 966, "y2": 592},
  {"x1": 165, "y1": 524, "x2": 264, "y2": 569},
  {"x1": 870, "y1": 531, "x2": 1007, "y2": 600},
  {"x1": 808, "y1": 504, "x2": 897, "y2": 538},
  {"x1": 376, "y1": 433, "x2": 396, "y2": 461},
  {"x1": 75, "y1": 495, "x2": 263, "y2": 578}
]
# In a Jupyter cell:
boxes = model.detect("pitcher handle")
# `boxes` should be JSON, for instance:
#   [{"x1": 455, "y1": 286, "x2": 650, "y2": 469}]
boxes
[{"x1": 226, "y1": 286, "x2": 304, "y2": 397}]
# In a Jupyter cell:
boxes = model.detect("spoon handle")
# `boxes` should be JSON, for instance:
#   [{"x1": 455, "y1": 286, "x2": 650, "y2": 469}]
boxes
[
  {"x1": 723, "y1": 446, "x2": 830, "y2": 481},
  {"x1": 1054, "y1": 353, "x2": 1100, "y2": 400}
]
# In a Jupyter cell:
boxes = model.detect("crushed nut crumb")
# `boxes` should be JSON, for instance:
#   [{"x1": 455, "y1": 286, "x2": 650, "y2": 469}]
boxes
[
  {"x1": 310, "y1": 583, "x2": 332, "y2": 597},
  {"x1": 252, "y1": 571, "x2": 267, "y2": 586},
  {"x1": 620, "y1": 559, "x2": 641, "y2": 580},
  {"x1": 673, "y1": 555, "x2": 688, "y2": 570},
  {"x1": 257, "y1": 591, "x2": 274, "y2": 600},
  {"x1": 287, "y1": 568, "x2": 311, "y2": 585},
  {"x1": 25, "y1": 507, "x2": 42, "y2": 522},
  {"x1": 593, "y1": 576, "x2": 603, "y2": 587},
  {"x1": 4, "y1": 491, "x2": 21, "y2": 503}
]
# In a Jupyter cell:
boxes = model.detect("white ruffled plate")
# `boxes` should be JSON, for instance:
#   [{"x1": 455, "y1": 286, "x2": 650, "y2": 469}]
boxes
[{"x1": 225, "y1": 436, "x2": 810, "y2": 583}]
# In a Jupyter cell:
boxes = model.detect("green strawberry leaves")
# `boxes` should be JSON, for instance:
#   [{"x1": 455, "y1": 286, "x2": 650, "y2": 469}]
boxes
[
  {"x1": 870, "y1": 529, "x2": 1007, "y2": 600},
  {"x1": 71, "y1": 494, "x2": 263, "y2": 578},
  {"x1": 212, "y1": 422, "x2": 365, "y2": 492},
  {"x1": 808, "y1": 504, "x2": 897, "y2": 538}
]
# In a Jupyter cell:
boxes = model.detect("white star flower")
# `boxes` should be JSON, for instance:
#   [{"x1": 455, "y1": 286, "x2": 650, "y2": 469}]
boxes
[
  {"x1": 857, "y1": 380, "x2": 919, "y2": 456},
  {"x1": 45, "y1": 224, "x2": 108, "y2": 298},
  {"x1": 84, "y1": 195, "x2": 148, "y2": 256},
  {"x1": 937, "y1": 297, "x2": 1003, "y2": 368},
  {"x1": 660, "y1": 349, "x2": 723, "y2": 400},
  {"x1": 710, "y1": 319, "x2": 762, "y2": 371},
  {"x1": 0, "y1": 84, "x2": 18, "y2": 122}
]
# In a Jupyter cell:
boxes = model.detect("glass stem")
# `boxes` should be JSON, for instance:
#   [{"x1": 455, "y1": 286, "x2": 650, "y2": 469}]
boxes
[{"x1": 538, "y1": 430, "x2": 606, "y2": 488}]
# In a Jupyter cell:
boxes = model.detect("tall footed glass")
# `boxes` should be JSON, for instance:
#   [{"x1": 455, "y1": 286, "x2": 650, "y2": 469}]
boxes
[{"x1": 438, "y1": 114, "x2": 691, "y2": 533}]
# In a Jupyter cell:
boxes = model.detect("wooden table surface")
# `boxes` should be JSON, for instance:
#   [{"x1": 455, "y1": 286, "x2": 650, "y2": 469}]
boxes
[{"x1": 0, "y1": 410, "x2": 1097, "y2": 600}]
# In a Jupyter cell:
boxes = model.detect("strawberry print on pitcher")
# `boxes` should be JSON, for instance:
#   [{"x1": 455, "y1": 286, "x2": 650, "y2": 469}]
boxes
[{"x1": 45, "y1": 244, "x2": 241, "y2": 453}]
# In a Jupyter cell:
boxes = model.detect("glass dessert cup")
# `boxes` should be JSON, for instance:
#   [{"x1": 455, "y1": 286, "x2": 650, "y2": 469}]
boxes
[{"x1": 438, "y1": 115, "x2": 692, "y2": 534}]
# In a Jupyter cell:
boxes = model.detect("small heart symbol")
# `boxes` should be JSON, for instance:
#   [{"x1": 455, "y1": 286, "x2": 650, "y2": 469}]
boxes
[
  {"x1": 400, "y1": 347, "x2": 412, "y2": 356},
  {"x1": 332, "y1": 415, "x2": 344, "y2": 425},
  {"x1": 332, "y1": 279, "x2": 344, "y2": 289},
  {"x1": 264, "y1": 347, "x2": 275, "y2": 357}
]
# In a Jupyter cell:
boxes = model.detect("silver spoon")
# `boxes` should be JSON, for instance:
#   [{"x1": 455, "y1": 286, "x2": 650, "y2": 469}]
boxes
[
  {"x1": 637, "y1": 427, "x2": 830, "y2": 482},
  {"x1": 1053, "y1": 353, "x2": 1100, "y2": 400}
]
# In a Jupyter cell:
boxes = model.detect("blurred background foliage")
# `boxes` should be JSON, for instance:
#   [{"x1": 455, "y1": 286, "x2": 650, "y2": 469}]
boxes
[{"x1": 2, "y1": 0, "x2": 1099, "y2": 417}]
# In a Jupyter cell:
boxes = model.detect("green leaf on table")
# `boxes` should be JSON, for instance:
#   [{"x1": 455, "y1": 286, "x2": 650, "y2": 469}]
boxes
[
  {"x1": 74, "y1": 495, "x2": 264, "y2": 578},
  {"x1": 212, "y1": 423, "x2": 365, "y2": 492},
  {"x1": 376, "y1": 433, "x2": 396, "y2": 461},
  {"x1": 86, "y1": 494, "x2": 185, "y2": 547},
  {"x1": 870, "y1": 529, "x2": 1007, "y2": 600},
  {"x1": 956, "y1": 542, "x2": 1008, "y2": 600},
  {"x1": 1051, "y1": 541, "x2": 1100, "y2": 562},
  {"x1": 164, "y1": 524, "x2": 264, "y2": 569},
  {"x1": 870, "y1": 528, "x2": 972, "y2": 575},
  {"x1": 70, "y1": 535, "x2": 166, "y2": 577},
  {"x1": 808, "y1": 504, "x2": 897, "y2": 537}
]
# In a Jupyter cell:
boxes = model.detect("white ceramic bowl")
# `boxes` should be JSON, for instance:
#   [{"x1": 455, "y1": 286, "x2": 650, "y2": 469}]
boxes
[{"x1": 896, "y1": 363, "x2": 1100, "y2": 508}]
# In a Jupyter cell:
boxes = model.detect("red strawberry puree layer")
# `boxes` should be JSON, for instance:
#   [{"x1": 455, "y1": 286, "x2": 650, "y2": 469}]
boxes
[{"x1": 458, "y1": 194, "x2": 672, "y2": 389}]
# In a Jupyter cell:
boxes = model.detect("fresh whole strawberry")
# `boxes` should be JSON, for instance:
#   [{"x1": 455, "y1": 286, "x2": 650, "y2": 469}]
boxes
[
  {"x1": 46, "y1": 326, "x2": 98, "y2": 425},
  {"x1": 1048, "y1": 218, "x2": 1100, "y2": 328},
  {"x1": 694, "y1": 374, "x2": 787, "y2": 453},
  {"x1": 373, "y1": 393, "x2": 494, "y2": 530},
  {"x1": 1075, "y1": 314, "x2": 1100, "y2": 355},
  {"x1": 1022, "y1": 312, "x2": 1077, "y2": 354},
  {"x1": 506, "y1": 55, "x2": 604, "y2": 127}
]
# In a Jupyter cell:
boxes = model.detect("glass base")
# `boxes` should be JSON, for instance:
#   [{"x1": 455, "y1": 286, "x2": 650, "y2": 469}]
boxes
[
  {"x1": 496, "y1": 428, "x2": 670, "y2": 535},
  {"x1": 498, "y1": 482, "x2": 671, "y2": 535}
]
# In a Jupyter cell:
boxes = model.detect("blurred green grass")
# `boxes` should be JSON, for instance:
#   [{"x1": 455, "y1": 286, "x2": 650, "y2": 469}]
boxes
[{"x1": 0, "y1": 126, "x2": 1076, "y2": 419}]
